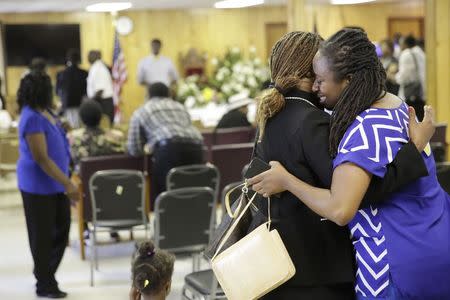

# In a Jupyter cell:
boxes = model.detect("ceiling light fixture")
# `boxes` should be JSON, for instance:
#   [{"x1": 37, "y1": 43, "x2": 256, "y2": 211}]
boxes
[
  {"x1": 86, "y1": 2, "x2": 132, "y2": 12},
  {"x1": 214, "y1": 0, "x2": 264, "y2": 9},
  {"x1": 331, "y1": 0, "x2": 376, "y2": 4}
]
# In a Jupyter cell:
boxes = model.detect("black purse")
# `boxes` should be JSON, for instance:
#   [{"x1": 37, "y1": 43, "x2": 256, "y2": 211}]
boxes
[
  {"x1": 204, "y1": 184, "x2": 255, "y2": 260},
  {"x1": 204, "y1": 140, "x2": 271, "y2": 260}
]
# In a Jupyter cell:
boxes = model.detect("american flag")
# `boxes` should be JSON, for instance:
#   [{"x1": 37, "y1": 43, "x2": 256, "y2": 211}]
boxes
[{"x1": 112, "y1": 30, "x2": 127, "y2": 123}]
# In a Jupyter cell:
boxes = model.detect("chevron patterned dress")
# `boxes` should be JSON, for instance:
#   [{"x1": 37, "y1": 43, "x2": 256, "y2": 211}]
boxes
[{"x1": 333, "y1": 103, "x2": 450, "y2": 299}]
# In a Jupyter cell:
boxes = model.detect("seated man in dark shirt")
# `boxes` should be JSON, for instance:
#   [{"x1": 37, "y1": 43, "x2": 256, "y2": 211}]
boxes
[{"x1": 216, "y1": 92, "x2": 253, "y2": 129}]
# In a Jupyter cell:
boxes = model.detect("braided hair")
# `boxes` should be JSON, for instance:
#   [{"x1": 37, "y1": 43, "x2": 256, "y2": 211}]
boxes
[
  {"x1": 320, "y1": 29, "x2": 386, "y2": 156},
  {"x1": 17, "y1": 71, "x2": 53, "y2": 113},
  {"x1": 131, "y1": 240, "x2": 175, "y2": 296},
  {"x1": 256, "y1": 31, "x2": 322, "y2": 140}
]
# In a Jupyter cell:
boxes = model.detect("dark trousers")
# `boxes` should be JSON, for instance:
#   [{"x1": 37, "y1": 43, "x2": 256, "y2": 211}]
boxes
[
  {"x1": 96, "y1": 97, "x2": 115, "y2": 124},
  {"x1": 21, "y1": 191, "x2": 71, "y2": 293},
  {"x1": 151, "y1": 140, "x2": 204, "y2": 209},
  {"x1": 261, "y1": 282, "x2": 355, "y2": 300}
]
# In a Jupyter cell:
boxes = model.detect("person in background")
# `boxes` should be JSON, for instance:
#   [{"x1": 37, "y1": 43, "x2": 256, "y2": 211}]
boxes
[
  {"x1": 127, "y1": 82, "x2": 203, "y2": 208},
  {"x1": 395, "y1": 35, "x2": 426, "y2": 120},
  {"x1": 67, "y1": 100, "x2": 124, "y2": 174},
  {"x1": 68, "y1": 100, "x2": 124, "y2": 242},
  {"x1": 0, "y1": 76, "x2": 6, "y2": 110},
  {"x1": 0, "y1": 76, "x2": 12, "y2": 132},
  {"x1": 87, "y1": 50, "x2": 114, "y2": 124},
  {"x1": 379, "y1": 39, "x2": 400, "y2": 95},
  {"x1": 379, "y1": 39, "x2": 398, "y2": 70},
  {"x1": 392, "y1": 32, "x2": 402, "y2": 59},
  {"x1": 16, "y1": 71, "x2": 78, "y2": 299},
  {"x1": 137, "y1": 39, "x2": 179, "y2": 89},
  {"x1": 216, "y1": 92, "x2": 253, "y2": 129},
  {"x1": 129, "y1": 240, "x2": 175, "y2": 300},
  {"x1": 56, "y1": 49, "x2": 88, "y2": 128},
  {"x1": 416, "y1": 37, "x2": 425, "y2": 52}
]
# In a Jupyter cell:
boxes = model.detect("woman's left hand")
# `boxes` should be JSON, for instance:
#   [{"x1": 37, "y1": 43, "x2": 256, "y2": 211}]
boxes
[{"x1": 247, "y1": 161, "x2": 290, "y2": 197}]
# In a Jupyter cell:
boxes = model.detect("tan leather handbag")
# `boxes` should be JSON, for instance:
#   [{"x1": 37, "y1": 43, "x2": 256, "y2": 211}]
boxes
[{"x1": 211, "y1": 185, "x2": 296, "y2": 300}]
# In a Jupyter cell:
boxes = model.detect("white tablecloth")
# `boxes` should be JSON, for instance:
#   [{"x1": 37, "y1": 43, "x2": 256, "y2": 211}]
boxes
[{"x1": 188, "y1": 102, "x2": 256, "y2": 128}]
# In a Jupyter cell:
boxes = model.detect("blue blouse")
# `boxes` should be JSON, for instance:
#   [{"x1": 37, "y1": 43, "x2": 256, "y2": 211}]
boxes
[
  {"x1": 333, "y1": 103, "x2": 450, "y2": 299},
  {"x1": 17, "y1": 106, "x2": 70, "y2": 195}
]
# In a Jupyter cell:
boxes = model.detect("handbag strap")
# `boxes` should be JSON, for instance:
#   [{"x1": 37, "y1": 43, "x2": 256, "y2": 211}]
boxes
[
  {"x1": 224, "y1": 182, "x2": 247, "y2": 218},
  {"x1": 213, "y1": 184, "x2": 271, "y2": 260}
]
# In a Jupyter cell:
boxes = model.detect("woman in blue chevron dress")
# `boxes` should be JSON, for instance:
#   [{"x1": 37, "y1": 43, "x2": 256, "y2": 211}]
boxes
[{"x1": 248, "y1": 28, "x2": 450, "y2": 300}]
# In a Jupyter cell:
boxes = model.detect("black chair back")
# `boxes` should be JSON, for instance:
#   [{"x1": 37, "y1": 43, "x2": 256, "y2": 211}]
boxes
[
  {"x1": 80, "y1": 154, "x2": 145, "y2": 220},
  {"x1": 154, "y1": 187, "x2": 215, "y2": 252},
  {"x1": 89, "y1": 170, "x2": 147, "y2": 226},
  {"x1": 166, "y1": 164, "x2": 220, "y2": 199}
]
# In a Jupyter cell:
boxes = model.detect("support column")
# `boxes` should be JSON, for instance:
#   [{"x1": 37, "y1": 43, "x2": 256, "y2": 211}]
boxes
[{"x1": 426, "y1": 0, "x2": 450, "y2": 160}]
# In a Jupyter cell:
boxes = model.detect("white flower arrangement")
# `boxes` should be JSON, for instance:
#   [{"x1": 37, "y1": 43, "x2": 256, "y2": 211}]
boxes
[
  {"x1": 176, "y1": 46, "x2": 269, "y2": 107},
  {"x1": 209, "y1": 46, "x2": 270, "y2": 103}
]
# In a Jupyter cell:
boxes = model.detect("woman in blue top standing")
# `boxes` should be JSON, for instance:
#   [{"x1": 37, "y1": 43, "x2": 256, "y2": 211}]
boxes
[
  {"x1": 249, "y1": 29, "x2": 450, "y2": 299},
  {"x1": 17, "y1": 71, "x2": 78, "y2": 299}
]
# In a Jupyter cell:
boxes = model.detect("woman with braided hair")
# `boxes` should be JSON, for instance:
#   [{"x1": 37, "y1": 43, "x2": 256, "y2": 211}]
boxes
[
  {"x1": 249, "y1": 28, "x2": 450, "y2": 299},
  {"x1": 129, "y1": 240, "x2": 175, "y2": 300},
  {"x1": 242, "y1": 29, "x2": 436, "y2": 299}
]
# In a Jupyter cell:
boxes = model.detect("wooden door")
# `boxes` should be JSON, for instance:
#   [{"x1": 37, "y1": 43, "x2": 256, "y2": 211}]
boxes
[
  {"x1": 388, "y1": 17, "x2": 424, "y2": 39},
  {"x1": 265, "y1": 23, "x2": 287, "y2": 60}
]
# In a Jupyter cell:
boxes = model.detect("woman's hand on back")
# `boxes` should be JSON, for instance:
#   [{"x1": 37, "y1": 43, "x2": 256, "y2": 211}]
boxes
[
  {"x1": 409, "y1": 105, "x2": 436, "y2": 152},
  {"x1": 247, "y1": 161, "x2": 291, "y2": 197}
]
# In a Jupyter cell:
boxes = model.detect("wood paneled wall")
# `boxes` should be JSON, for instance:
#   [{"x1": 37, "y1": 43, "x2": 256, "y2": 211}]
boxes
[
  {"x1": 288, "y1": 0, "x2": 425, "y2": 41},
  {"x1": 0, "y1": 12, "x2": 115, "y2": 113},
  {"x1": 0, "y1": 6, "x2": 286, "y2": 120},
  {"x1": 426, "y1": 0, "x2": 450, "y2": 160}
]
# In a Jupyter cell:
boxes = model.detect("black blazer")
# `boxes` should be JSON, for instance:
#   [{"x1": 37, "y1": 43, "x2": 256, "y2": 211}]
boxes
[
  {"x1": 252, "y1": 89, "x2": 428, "y2": 287},
  {"x1": 56, "y1": 65, "x2": 88, "y2": 109}
]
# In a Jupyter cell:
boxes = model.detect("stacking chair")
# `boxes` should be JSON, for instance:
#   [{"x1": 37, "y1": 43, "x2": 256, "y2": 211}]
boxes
[
  {"x1": 153, "y1": 187, "x2": 215, "y2": 271},
  {"x1": 182, "y1": 269, "x2": 225, "y2": 300},
  {"x1": 166, "y1": 163, "x2": 220, "y2": 199},
  {"x1": 88, "y1": 170, "x2": 148, "y2": 286},
  {"x1": 166, "y1": 164, "x2": 220, "y2": 236},
  {"x1": 78, "y1": 154, "x2": 146, "y2": 260}
]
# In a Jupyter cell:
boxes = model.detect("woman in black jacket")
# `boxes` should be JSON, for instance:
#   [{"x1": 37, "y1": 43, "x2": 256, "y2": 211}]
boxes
[{"x1": 249, "y1": 31, "x2": 431, "y2": 299}]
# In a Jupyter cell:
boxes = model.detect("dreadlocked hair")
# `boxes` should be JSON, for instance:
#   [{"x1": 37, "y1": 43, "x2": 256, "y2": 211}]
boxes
[
  {"x1": 321, "y1": 29, "x2": 387, "y2": 156},
  {"x1": 256, "y1": 31, "x2": 322, "y2": 141},
  {"x1": 17, "y1": 71, "x2": 53, "y2": 113},
  {"x1": 131, "y1": 240, "x2": 175, "y2": 296}
]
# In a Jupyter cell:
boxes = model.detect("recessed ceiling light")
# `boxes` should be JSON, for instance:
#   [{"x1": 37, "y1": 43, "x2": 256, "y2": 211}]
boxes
[
  {"x1": 214, "y1": 0, "x2": 264, "y2": 9},
  {"x1": 86, "y1": 2, "x2": 132, "y2": 12},
  {"x1": 331, "y1": 0, "x2": 376, "y2": 4}
]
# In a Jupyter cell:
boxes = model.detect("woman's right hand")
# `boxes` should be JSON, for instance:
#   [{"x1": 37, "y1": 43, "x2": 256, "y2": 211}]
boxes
[
  {"x1": 247, "y1": 161, "x2": 291, "y2": 197},
  {"x1": 64, "y1": 181, "x2": 79, "y2": 204},
  {"x1": 408, "y1": 105, "x2": 436, "y2": 152},
  {"x1": 129, "y1": 286, "x2": 141, "y2": 300}
]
